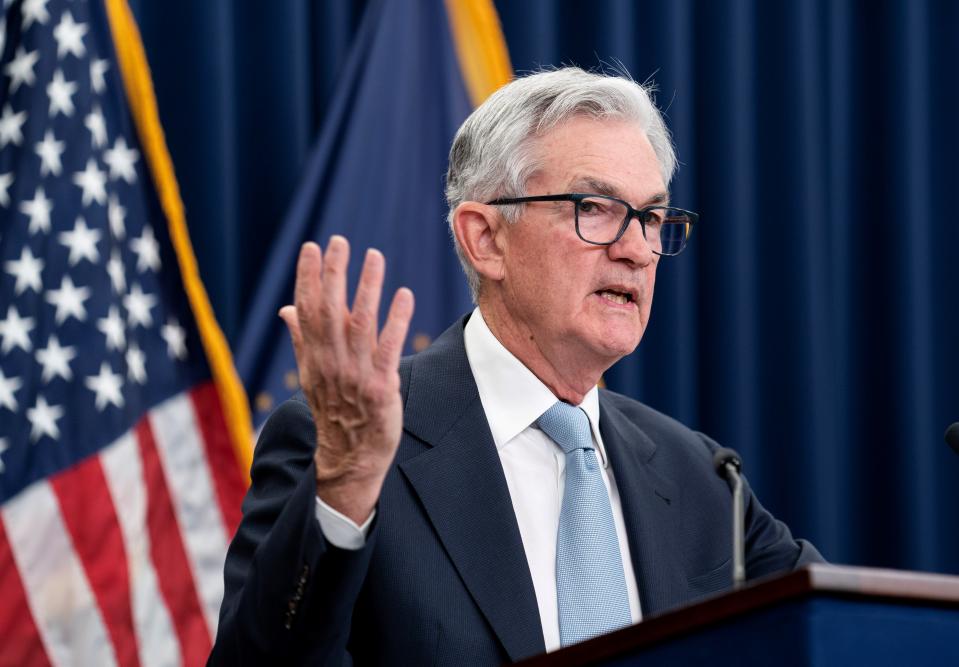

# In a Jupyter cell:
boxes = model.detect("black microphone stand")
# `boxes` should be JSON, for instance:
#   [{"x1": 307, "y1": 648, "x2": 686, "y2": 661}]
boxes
[{"x1": 713, "y1": 448, "x2": 745, "y2": 589}]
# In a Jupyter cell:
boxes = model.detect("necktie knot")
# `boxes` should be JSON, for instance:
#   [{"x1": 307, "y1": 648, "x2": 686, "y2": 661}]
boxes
[{"x1": 537, "y1": 401, "x2": 593, "y2": 455}]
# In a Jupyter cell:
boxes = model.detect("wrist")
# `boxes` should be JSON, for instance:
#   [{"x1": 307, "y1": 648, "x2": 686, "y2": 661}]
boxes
[{"x1": 314, "y1": 457, "x2": 387, "y2": 525}]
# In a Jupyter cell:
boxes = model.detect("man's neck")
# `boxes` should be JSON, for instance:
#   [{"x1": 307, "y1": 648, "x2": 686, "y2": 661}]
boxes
[{"x1": 476, "y1": 301, "x2": 606, "y2": 406}]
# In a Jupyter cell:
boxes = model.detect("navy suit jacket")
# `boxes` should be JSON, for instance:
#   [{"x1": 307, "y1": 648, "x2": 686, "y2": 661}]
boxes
[{"x1": 210, "y1": 316, "x2": 822, "y2": 665}]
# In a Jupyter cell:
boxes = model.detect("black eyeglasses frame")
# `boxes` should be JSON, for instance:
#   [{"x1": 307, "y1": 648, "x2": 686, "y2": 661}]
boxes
[{"x1": 485, "y1": 193, "x2": 698, "y2": 256}]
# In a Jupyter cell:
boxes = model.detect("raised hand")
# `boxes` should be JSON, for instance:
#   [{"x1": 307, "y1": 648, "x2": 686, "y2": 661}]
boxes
[{"x1": 279, "y1": 236, "x2": 414, "y2": 524}]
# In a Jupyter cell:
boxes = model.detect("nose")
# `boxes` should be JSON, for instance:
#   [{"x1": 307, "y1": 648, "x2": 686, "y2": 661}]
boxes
[{"x1": 606, "y1": 215, "x2": 656, "y2": 266}]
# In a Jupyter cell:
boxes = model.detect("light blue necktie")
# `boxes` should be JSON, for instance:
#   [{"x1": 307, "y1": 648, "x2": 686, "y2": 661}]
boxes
[{"x1": 538, "y1": 401, "x2": 632, "y2": 646}]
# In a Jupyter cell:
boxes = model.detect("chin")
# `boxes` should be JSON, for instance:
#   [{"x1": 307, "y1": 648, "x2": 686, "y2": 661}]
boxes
[{"x1": 591, "y1": 328, "x2": 643, "y2": 362}]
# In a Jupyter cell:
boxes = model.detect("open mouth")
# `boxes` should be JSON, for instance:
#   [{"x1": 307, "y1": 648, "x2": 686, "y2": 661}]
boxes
[{"x1": 596, "y1": 289, "x2": 634, "y2": 305}]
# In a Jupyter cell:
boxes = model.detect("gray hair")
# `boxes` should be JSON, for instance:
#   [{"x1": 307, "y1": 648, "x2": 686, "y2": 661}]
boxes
[{"x1": 445, "y1": 67, "x2": 677, "y2": 301}]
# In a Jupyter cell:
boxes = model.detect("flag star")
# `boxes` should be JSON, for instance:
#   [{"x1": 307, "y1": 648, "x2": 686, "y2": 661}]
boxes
[
  {"x1": 107, "y1": 248, "x2": 126, "y2": 293},
  {"x1": 104, "y1": 136, "x2": 139, "y2": 183},
  {"x1": 108, "y1": 194, "x2": 126, "y2": 238},
  {"x1": 161, "y1": 318, "x2": 187, "y2": 360},
  {"x1": 4, "y1": 46, "x2": 40, "y2": 92},
  {"x1": 85, "y1": 362, "x2": 124, "y2": 411},
  {"x1": 0, "y1": 172, "x2": 12, "y2": 206},
  {"x1": 72, "y1": 158, "x2": 107, "y2": 206},
  {"x1": 35, "y1": 130, "x2": 66, "y2": 176},
  {"x1": 21, "y1": 0, "x2": 51, "y2": 29},
  {"x1": 0, "y1": 305, "x2": 35, "y2": 354},
  {"x1": 0, "y1": 105, "x2": 27, "y2": 147},
  {"x1": 131, "y1": 225, "x2": 161, "y2": 272},
  {"x1": 90, "y1": 58, "x2": 109, "y2": 94},
  {"x1": 36, "y1": 334, "x2": 76, "y2": 382},
  {"x1": 97, "y1": 306, "x2": 126, "y2": 351},
  {"x1": 47, "y1": 69, "x2": 78, "y2": 117},
  {"x1": 0, "y1": 369, "x2": 22, "y2": 411},
  {"x1": 0, "y1": 438, "x2": 7, "y2": 473},
  {"x1": 57, "y1": 216, "x2": 101, "y2": 266},
  {"x1": 126, "y1": 342, "x2": 147, "y2": 384},
  {"x1": 19, "y1": 185, "x2": 53, "y2": 234},
  {"x1": 4, "y1": 246, "x2": 44, "y2": 295},
  {"x1": 124, "y1": 283, "x2": 156, "y2": 328},
  {"x1": 27, "y1": 395, "x2": 64, "y2": 442},
  {"x1": 84, "y1": 105, "x2": 107, "y2": 148},
  {"x1": 53, "y1": 11, "x2": 87, "y2": 59},
  {"x1": 45, "y1": 275, "x2": 90, "y2": 324}
]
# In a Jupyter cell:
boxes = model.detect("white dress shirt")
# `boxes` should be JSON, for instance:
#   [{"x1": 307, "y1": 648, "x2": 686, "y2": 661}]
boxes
[{"x1": 315, "y1": 307, "x2": 642, "y2": 652}]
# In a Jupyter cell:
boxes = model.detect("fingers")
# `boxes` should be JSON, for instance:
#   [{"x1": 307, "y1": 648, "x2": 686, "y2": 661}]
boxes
[
  {"x1": 288, "y1": 237, "x2": 414, "y2": 377},
  {"x1": 292, "y1": 242, "x2": 323, "y2": 346},
  {"x1": 375, "y1": 287, "x2": 415, "y2": 374},
  {"x1": 293, "y1": 242, "x2": 322, "y2": 311},
  {"x1": 279, "y1": 305, "x2": 303, "y2": 358},
  {"x1": 320, "y1": 236, "x2": 350, "y2": 354},
  {"x1": 348, "y1": 249, "x2": 385, "y2": 356}
]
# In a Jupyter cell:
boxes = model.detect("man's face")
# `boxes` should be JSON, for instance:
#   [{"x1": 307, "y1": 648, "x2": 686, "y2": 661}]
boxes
[{"x1": 497, "y1": 116, "x2": 667, "y2": 371}]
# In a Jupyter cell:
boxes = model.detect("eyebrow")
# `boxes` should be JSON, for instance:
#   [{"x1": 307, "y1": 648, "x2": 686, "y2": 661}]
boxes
[{"x1": 568, "y1": 176, "x2": 670, "y2": 208}]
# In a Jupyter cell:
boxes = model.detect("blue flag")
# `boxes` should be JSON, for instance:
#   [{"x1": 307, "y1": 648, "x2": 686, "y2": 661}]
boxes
[{"x1": 236, "y1": 0, "x2": 510, "y2": 426}]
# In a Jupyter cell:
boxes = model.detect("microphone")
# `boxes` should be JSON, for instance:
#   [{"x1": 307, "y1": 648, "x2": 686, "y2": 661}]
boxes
[
  {"x1": 946, "y1": 423, "x2": 959, "y2": 456},
  {"x1": 713, "y1": 447, "x2": 745, "y2": 589}
]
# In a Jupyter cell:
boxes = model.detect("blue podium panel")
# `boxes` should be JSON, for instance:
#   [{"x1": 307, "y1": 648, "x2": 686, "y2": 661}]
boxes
[
  {"x1": 604, "y1": 598, "x2": 959, "y2": 667},
  {"x1": 521, "y1": 567, "x2": 959, "y2": 667}
]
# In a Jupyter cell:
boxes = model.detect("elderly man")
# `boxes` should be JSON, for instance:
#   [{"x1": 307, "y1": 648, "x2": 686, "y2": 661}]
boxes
[{"x1": 211, "y1": 68, "x2": 821, "y2": 665}]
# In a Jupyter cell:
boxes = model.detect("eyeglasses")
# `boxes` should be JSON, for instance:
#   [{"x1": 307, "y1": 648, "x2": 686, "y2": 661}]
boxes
[{"x1": 485, "y1": 193, "x2": 698, "y2": 256}]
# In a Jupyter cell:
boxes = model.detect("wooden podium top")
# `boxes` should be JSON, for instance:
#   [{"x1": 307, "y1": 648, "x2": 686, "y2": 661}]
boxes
[{"x1": 518, "y1": 564, "x2": 959, "y2": 666}]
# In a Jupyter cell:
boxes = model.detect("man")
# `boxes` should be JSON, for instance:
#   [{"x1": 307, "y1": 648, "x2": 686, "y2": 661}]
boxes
[{"x1": 210, "y1": 68, "x2": 822, "y2": 665}]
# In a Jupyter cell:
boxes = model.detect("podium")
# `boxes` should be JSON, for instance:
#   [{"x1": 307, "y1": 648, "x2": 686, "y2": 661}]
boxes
[{"x1": 519, "y1": 564, "x2": 959, "y2": 666}]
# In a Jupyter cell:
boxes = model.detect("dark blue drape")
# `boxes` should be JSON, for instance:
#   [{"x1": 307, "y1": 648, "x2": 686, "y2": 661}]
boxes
[
  {"x1": 129, "y1": 0, "x2": 959, "y2": 575},
  {"x1": 233, "y1": 0, "x2": 476, "y2": 426}
]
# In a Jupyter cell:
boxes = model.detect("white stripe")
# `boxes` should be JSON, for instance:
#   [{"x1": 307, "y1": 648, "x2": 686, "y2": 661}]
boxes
[
  {"x1": 2, "y1": 482, "x2": 119, "y2": 667},
  {"x1": 148, "y1": 392, "x2": 228, "y2": 638},
  {"x1": 101, "y1": 432, "x2": 182, "y2": 667}
]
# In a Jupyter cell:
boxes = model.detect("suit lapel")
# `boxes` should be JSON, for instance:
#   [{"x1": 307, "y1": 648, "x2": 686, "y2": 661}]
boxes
[
  {"x1": 600, "y1": 395, "x2": 687, "y2": 617},
  {"x1": 398, "y1": 320, "x2": 545, "y2": 661}
]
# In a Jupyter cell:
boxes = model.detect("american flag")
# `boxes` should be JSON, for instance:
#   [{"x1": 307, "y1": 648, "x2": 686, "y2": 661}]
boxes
[{"x1": 0, "y1": 0, "x2": 249, "y2": 665}]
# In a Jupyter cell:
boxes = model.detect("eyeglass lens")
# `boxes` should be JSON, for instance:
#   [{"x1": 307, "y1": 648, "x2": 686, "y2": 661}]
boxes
[{"x1": 575, "y1": 196, "x2": 692, "y2": 255}]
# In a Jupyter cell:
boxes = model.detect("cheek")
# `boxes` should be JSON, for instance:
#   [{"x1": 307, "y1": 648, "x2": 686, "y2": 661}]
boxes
[
  {"x1": 507, "y1": 228, "x2": 593, "y2": 315},
  {"x1": 639, "y1": 269, "x2": 658, "y2": 323},
  {"x1": 548, "y1": 258, "x2": 588, "y2": 310}
]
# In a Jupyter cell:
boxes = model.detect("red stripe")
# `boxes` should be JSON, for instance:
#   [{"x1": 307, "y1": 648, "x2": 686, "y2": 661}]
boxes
[
  {"x1": 190, "y1": 383, "x2": 246, "y2": 534},
  {"x1": 50, "y1": 456, "x2": 141, "y2": 667},
  {"x1": 136, "y1": 419, "x2": 211, "y2": 667},
  {"x1": 0, "y1": 517, "x2": 52, "y2": 667}
]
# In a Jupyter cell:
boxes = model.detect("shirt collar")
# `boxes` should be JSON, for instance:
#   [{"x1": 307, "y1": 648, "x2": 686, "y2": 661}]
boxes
[{"x1": 463, "y1": 308, "x2": 607, "y2": 467}]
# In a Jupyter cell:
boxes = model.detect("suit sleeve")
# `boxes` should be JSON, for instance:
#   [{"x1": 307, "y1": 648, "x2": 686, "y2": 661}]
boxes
[
  {"x1": 700, "y1": 434, "x2": 825, "y2": 579},
  {"x1": 741, "y1": 478, "x2": 825, "y2": 578},
  {"x1": 694, "y1": 432, "x2": 825, "y2": 580},
  {"x1": 209, "y1": 397, "x2": 375, "y2": 665}
]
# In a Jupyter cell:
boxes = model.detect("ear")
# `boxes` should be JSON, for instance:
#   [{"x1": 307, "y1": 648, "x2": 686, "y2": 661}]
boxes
[{"x1": 452, "y1": 201, "x2": 507, "y2": 284}]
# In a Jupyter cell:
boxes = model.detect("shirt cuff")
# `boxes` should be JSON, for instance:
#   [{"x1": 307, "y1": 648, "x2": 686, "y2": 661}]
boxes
[{"x1": 314, "y1": 495, "x2": 375, "y2": 550}]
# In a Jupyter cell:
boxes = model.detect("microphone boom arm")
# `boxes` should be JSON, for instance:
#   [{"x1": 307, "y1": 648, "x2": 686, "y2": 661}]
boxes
[
  {"x1": 713, "y1": 448, "x2": 746, "y2": 589},
  {"x1": 726, "y1": 461, "x2": 745, "y2": 588}
]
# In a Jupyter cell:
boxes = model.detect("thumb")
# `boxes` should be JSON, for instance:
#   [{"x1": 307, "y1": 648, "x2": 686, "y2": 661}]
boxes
[{"x1": 279, "y1": 305, "x2": 304, "y2": 358}]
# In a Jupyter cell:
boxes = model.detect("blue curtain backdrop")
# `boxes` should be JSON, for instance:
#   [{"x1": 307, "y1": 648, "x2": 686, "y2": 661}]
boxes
[{"x1": 128, "y1": 1, "x2": 959, "y2": 575}]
